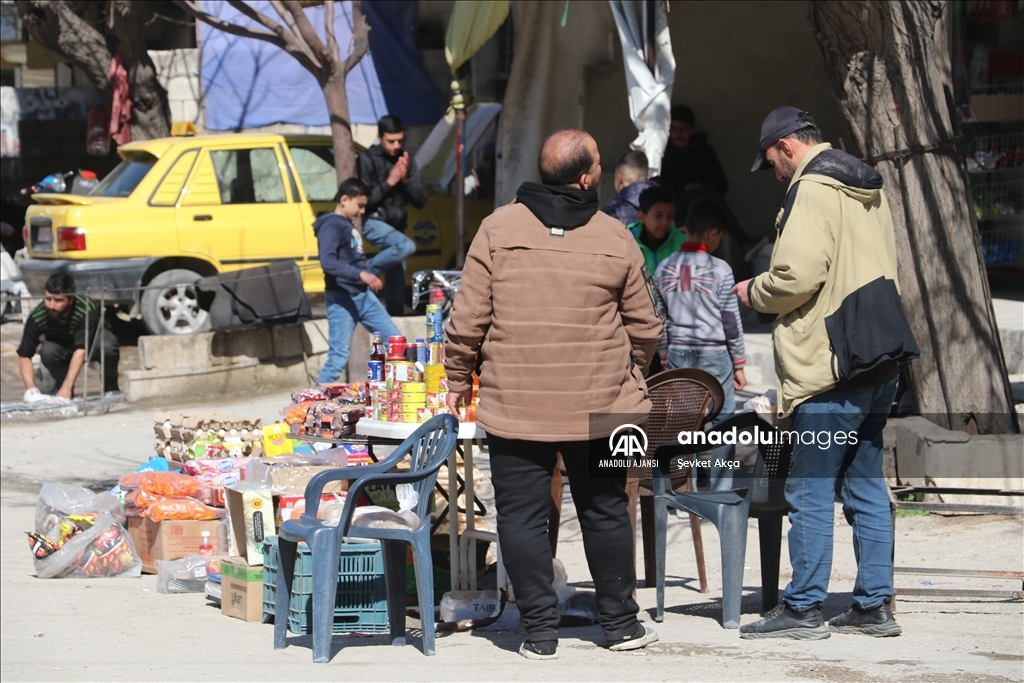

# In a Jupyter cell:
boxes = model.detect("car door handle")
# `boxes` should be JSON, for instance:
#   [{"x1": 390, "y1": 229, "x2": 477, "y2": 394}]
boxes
[{"x1": 193, "y1": 215, "x2": 213, "y2": 221}]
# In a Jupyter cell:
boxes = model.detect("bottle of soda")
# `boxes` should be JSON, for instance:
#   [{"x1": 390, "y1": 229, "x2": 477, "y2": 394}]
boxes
[
  {"x1": 370, "y1": 331, "x2": 386, "y2": 362},
  {"x1": 368, "y1": 331, "x2": 386, "y2": 382}
]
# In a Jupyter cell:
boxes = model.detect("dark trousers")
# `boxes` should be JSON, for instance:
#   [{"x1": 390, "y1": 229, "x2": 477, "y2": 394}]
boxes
[
  {"x1": 488, "y1": 434, "x2": 640, "y2": 643},
  {"x1": 40, "y1": 330, "x2": 120, "y2": 393}
]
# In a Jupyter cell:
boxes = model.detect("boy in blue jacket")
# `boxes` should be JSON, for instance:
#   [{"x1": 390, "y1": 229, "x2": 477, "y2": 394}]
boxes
[{"x1": 315, "y1": 178, "x2": 402, "y2": 384}]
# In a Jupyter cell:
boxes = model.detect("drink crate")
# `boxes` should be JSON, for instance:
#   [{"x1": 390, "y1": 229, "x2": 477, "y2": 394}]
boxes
[{"x1": 262, "y1": 535, "x2": 389, "y2": 634}]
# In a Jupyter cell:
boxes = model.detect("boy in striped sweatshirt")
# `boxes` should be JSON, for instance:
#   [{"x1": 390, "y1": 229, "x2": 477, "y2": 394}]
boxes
[{"x1": 655, "y1": 198, "x2": 746, "y2": 489}]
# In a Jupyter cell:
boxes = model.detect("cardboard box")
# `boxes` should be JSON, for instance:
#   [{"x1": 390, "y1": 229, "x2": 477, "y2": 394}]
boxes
[
  {"x1": 970, "y1": 94, "x2": 1024, "y2": 122},
  {"x1": 221, "y1": 558, "x2": 264, "y2": 622},
  {"x1": 226, "y1": 486, "x2": 276, "y2": 566},
  {"x1": 127, "y1": 517, "x2": 222, "y2": 574}
]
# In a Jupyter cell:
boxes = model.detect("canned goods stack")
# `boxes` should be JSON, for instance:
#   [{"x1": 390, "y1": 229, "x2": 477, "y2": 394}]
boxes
[
  {"x1": 362, "y1": 311, "x2": 478, "y2": 423},
  {"x1": 426, "y1": 304, "x2": 444, "y2": 344}
]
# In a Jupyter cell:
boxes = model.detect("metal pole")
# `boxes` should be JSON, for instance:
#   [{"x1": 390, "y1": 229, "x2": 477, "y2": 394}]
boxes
[
  {"x1": 99, "y1": 277, "x2": 106, "y2": 413},
  {"x1": 452, "y1": 79, "x2": 467, "y2": 269},
  {"x1": 82, "y1": 289, "x2": 89, "y2": 405},
  {"x1": 455, "y1": 110, "x2": 466, "y2": 268}
]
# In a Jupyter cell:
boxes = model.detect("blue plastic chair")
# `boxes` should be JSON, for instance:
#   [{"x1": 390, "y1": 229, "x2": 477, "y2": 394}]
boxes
[
  {"x1": 652, "y1": 410, "x2": 793, "y2": 628},
  {"x1": 275, "y1": 414, "x2": 459, "y2": 662}
]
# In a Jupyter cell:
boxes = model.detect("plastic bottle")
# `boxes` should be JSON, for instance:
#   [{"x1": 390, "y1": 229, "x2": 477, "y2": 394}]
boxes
[
  {"x1": 198, "y1": 531, "x2": 213, "y2": 557},
  {"x1": 86, "y1": 100, "x2": 110, "y2": 156},
  {"x1": 429, "y1": 285, "x2": 446, "y2": 306},
  {"x1": 71, "y1": 170, "x2": 98, "y2": 195},
  {"x1": 370, "y1": 331, "x2": 386, "y2": 363}
]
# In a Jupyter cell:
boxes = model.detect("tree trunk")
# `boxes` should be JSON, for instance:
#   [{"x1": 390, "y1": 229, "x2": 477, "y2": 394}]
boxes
[
  {"x1": 323, "y1": 74, "x2": 356, "y2": 183},
  {"x1": 16, "y1": 1, "x2": 171, "y2": 141},
  {"x1": 16, "y1": 1, "x2": 112, "y2": 91},
  {"x1": 810, "y1": 1, "x2": 1017, "y2": 435},
  {"x1": 111, "y1": 1, "x2": 171, "y2": 140}
]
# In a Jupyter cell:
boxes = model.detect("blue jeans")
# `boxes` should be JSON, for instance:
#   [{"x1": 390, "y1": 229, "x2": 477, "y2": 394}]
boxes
[
  {"x1": 782, "y1": 378, "x2": 898, "y2": 612},
  {"x1": 667, "y1": 348, "x2": 736, "y2": 490},
  {"x1": 317, "y1": 288, "x2": 402, "y2": 384},
  {"x1": 362, "y1": 218, "x2": 416, "y2": 316}
]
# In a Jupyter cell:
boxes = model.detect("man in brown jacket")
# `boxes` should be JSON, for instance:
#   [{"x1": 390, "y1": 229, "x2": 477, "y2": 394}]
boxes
[{"x1": 445, "y1": 129, "x2": 664, "y2": 660}]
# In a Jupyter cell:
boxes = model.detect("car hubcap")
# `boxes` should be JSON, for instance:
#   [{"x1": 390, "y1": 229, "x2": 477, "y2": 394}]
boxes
[{"x1": 157, "y1": 283, "x2": 207, "y2": 332}]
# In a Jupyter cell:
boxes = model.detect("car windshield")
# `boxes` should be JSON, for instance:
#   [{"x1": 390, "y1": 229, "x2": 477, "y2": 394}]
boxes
[
  {"x1": 288, "y1": 146, "x2": 337, "y2": 202},
  {"x1": 91, "y1": 156, "x2": 157, "y2": 197}
]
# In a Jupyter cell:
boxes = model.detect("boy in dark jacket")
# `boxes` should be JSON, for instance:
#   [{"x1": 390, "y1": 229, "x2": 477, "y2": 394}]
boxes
[
  {"x1": 315, "y1": 178, "x2": 402, "y2": 384},
  {"x1": 601, "y1": 150, "x2": 657, "y2": 226}
]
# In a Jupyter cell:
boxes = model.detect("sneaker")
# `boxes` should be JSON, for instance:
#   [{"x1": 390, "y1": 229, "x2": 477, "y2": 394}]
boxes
[
  {"x1": 829, "y1": 603, "x2": 902, "y2": 637},
  {"x1": 607, "y1": 623, "x2": 659, "y2": 651},
  {"x1": 519, "y1": 640, "x2": 558, "y2": 660},
  {"x1": 739, "y1": 603, "x2": 830, "y2": 640}
]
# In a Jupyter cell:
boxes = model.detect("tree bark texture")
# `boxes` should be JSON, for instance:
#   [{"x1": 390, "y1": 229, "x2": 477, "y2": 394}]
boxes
[
  {"x1": 16, "y1": 1, "x2": 171, "y2": 140},
  {"x1": 324, "y1": 77, "x2": 356, "y2": 181},
  {"x1": 810, "y1": 0, "x2": 1018, "y2": 434}
]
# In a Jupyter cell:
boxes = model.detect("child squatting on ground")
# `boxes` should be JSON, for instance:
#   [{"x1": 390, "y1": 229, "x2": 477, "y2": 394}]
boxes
[
  {"x1": 654, "y1": 198, "x2": 747, "y2": 490},
  {"x1": 314, "y1": 178, "x2": 402, "y2": 384}
]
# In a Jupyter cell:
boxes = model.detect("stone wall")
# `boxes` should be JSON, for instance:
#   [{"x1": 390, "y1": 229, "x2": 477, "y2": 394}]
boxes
[{"x1": 125, "y1": 316, "x2": 428, "y2": 403}]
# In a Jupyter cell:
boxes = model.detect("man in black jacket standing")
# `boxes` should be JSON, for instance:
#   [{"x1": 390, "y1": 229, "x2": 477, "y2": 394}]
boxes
[
  {"x1": 659, "y1": 105, "x2": 736, "y2": 233},
  {"x1": 357, "y1": 115, "x2": 428, "y2": 315}
]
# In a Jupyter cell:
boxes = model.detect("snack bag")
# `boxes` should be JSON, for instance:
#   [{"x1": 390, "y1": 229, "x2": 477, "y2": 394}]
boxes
[
  {"x1": 26, "y1": 532, "x2": 60, "y2": 559},
  {"x1": 147, "y1": 497, "x2": 224, "y2": 522},
  {"x1": 118, "y1": 472, "x2": 144, "y2": 490},
  {"x1": 30, "y1": 483, "x2": 142, "y2": 579},
  {"x1": 79, "y1": 523, "x2": 138, "y2": 577},
  {"x1": 138, "y1": 472, "x2": 202, "y2": 498}
]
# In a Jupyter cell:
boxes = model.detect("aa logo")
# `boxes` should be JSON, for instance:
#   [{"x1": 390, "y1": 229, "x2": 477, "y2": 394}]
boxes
[{"x1": 609, "y1": 424, "x2": 648, "y2": 458}]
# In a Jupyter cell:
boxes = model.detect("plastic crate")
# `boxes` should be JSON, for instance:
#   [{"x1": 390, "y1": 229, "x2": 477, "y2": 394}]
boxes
[{"x1": 262, "y1": 536, "x2": 389, "y2": 634}]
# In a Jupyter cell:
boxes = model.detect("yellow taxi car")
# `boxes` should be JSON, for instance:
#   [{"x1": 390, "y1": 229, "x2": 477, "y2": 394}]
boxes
[{"x1": 21, "y1": 134, "x2": 492, "y2": 335}]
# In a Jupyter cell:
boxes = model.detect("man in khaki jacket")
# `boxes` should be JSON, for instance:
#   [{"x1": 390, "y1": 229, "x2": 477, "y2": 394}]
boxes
[
  {"x1": 445, "y1": 129, "x2": 664, "y2": 659},
  {"x1": 734, "y1": 108, "x2": 918, "y2": 641}
]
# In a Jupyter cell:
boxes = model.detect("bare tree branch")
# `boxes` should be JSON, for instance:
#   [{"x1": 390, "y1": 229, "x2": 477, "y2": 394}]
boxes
[
  {"x1": 343, "y1": 0, "x2": 369, "y2": 74},
  {"x1": 175, "y1": 0, "x2": 283, "y2": 45},
  {"x1": 176, "y1": 0, "x2": 322, "y2": 76},
  {"x1": 282, "y1": 0, "x2": 331, "y2": 67},
  {"x1": 234, "y1": 0, "x2": 321, "y2": 70},
  {"x1": 268, "y1": 0, "x2": 301, "y2": 40},
  {"x1": 324, "y1": 0, "x2": 338, "y2": 65}
]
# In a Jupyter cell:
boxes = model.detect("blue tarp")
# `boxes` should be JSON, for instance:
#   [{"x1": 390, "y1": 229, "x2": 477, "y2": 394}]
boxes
[
  {"x1": 363, "y1": 1, "x2": 447, "y2": 125},
  {"x1": 199, "y1": 1, "x2": 444, "y2": 131}
]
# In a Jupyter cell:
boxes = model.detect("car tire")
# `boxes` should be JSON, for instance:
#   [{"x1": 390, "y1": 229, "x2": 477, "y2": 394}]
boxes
[{"x1": 141, "y1": 268, "x2": 212, "y2": 335}]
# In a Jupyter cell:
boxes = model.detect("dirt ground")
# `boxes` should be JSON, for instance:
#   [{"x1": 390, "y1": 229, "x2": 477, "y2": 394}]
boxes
[{"x1": 1, "y1": 390, "x2": 1021, "y2": 682}]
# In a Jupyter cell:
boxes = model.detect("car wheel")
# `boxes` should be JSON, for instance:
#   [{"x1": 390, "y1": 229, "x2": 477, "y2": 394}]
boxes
[{"x1": 141, "y1": 268, "x2": 212, "y2": 335}]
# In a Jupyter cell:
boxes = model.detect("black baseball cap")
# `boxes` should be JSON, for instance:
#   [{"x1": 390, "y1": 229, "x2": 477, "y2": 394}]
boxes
[{"x1": 751, "y1": 107, "x2": 817, "y2": 172}]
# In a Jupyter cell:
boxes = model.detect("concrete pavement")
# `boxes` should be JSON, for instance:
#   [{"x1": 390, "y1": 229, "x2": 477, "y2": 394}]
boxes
[{"x1": 1, "y1": 390, "x2": 1022, "y2": 681}]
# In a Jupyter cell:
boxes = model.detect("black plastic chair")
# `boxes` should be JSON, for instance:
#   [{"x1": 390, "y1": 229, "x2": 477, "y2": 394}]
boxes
[
  {"x1": 652, "y1": 411, "x2": 793, "y2": 628},
  {"x1": 274, "y1": 414, "x2": 459, "y2": 662}
]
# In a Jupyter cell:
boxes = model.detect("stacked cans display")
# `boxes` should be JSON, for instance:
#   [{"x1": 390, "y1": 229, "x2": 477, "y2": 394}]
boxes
[{"x1": 362, "y1": 309, "x2": 477, "y2": 423}]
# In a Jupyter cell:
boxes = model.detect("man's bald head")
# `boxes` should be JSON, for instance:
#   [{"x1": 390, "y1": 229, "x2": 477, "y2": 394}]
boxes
[{"x1": 538, "y1": 128, "x2": 601, "y2": 189}]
